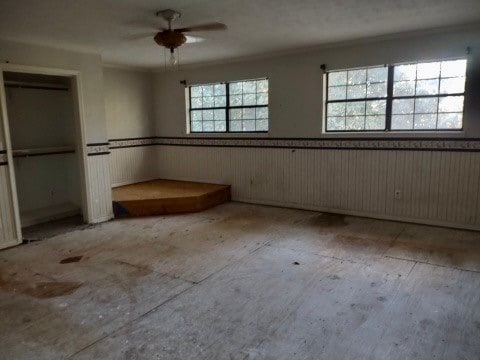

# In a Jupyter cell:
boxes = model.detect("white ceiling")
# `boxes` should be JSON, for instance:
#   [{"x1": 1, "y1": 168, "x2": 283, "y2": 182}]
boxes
[{"x1": 0, "y1": 0, "x2": 479, "y2": 69}]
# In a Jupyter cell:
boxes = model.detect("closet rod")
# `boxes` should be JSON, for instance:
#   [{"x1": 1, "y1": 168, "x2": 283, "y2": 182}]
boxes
[{"x1": 4, "y1": 81, "x2": 69, "y2": 91}]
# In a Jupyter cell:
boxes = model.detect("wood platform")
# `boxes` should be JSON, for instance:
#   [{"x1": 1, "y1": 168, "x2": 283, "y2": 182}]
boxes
[{"x1": 112, "y1": 179, "x2": 231, "y2": 217}]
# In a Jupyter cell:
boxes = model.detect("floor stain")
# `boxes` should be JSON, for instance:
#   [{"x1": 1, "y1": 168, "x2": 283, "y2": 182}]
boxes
[
  {"x1": 0, "y1": 273, "x2": 81, "y2": 299},
  {"x1": 308, "y1": 213, "x2": 347, "y2": 229},
  {"x1": 60, "y1": 256, "x2": 83, "y2": 264},
  {"x1": 328, "y1": 275, "x2": 341, "y2": 280}
]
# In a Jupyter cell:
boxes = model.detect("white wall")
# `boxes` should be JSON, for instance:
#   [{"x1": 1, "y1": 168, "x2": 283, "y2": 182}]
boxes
[
  {"x1": 103, "y1": 67, "x2": 155, "y2": 140},
  {"x1": 153, "y1": 26, "x2": 480, "y2": 138},
  {"x1": 103, "y1": 67, "x2": 158, "y2": 186},
  {"x1": 0, "y1": 39, "x2": 108, "y2": 143}
]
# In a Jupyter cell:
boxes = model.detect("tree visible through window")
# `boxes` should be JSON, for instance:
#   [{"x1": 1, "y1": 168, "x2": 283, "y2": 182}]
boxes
[
  {"x1": 189, "y1": 78, "x2": 269, "y2": 133},
  {"x1": 325, "y1": 59, "x2": 467, "y2": 132}
]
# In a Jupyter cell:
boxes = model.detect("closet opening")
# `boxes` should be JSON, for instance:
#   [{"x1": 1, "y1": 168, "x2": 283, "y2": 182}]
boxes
[{"x1": 3, "y1": 71, "x2": 87, "y2": 240}]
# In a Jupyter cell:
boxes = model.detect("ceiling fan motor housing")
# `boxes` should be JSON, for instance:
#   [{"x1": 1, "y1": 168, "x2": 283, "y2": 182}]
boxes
[{"x1": 154, "y1": 31, "x2": 187, "y2": 50}]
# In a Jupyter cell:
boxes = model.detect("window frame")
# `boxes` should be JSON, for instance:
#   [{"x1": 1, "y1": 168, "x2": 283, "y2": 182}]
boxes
[
  {"x1": 324, "y1": 59, "x2": 467, "y2": 133},
  {"x1": 188, "y1": 78, "x2": 269, "y2": 134}
]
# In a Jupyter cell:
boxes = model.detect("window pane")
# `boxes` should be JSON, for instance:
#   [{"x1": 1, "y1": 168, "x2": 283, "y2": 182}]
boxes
[
  {"x1": 202, "y1": 110, "x2": 213, "y2": 120},
  {"x1": 214, "y1": 121, "x2": 226, "y2": 132},
  {"x1": 327, "y1": 117, "x2": 345, "y2": 131},
  {"x1": 414, "y1": 114, "x2": 437, "y2": 129},
  {"x1": 329, "y1": 86, "x2": 346, "y2": 100},
  {"x1": 440, "y1": 77, "x2": 465, "y2": 94},
  {"x1": 367, "y1": 67, "x2": 388, "y2": 83},
  {"x1": 230, "y1": 120, "x2": 242, "y2": 131},
  {"x1": 242, "y1": 120, "x2": 255, "y2": 131},
  {"x1": 417, "y1": 62, "x2": 440, "y2": 79},
  {"x1": 347, "y1": 84, "x2": 366, "y2": 99},
  {"x1": 191, "y1": 121, "x2": 202, "y2": 132},
  {"x1": 346, "y1": 116, "x2": 364, "y2": 130},
  {"x1": 393, "y1": 81, "x2": 415, "y2": 96},
  {"x1": 243, "y1": 81, "x2": 256, "y2": 93},
  {"x1": 230, "y1": 95, "x2": 242, "y2": 106},
  {"x1": 416, "y1": 79, "x2": 439, "y2": 95},
  {"x1": 329, "y1": 71, "x2": 347, "y2": 86},
  {"x1": 257, "y1": 79, "x2": 268, "y2": 92},
  {"x1": 327, "y1": 102, "x2": 346, "y2": 117},
  {"x1": 243, "y1": 108, "x2": 255, "y2": 119},
  {"x1": 415, "y1": 98, "x2": 438, "y2": 114},
  {"x1": 394, "y1": 64, "x2": 416, "y2": 81},
  {"x1": 191, "y1": 97, "x2": 203, "y2": 109},
  {"x1": 214, "y1": 96, "x2": 226, "y2": 107},
  {"x1": 229, "y1": 84, "x2": 242, "y2": 96},
  {"x1": 191, "y1": 86, "x2": 202, "y2": 98},
  {"x1": 230, "y1": 109, "x2": 242, "y2": 119},
  {"x1": 244, "y1": 93, "x2": 256, "y2": 106},
  {"x1": 256, "y1": 119, "x2": 268, "y2": 131},
  {"x1": 437, "y1": 113, "x2": 462, "y2": 129},
  {"x1": 203, "y1": 96, "x2": 214, "y2": 107},
  {"x1": 392, "y1": 99, "x2": 414, "y2": 114},
  {"x1": 366, "y1": 100, "x2": 386, "y2": 115},
  {"x1": 214, "y1": 109, "x2": 226, "y2": 120},
  {"x1": 438, "y1": 96, "x2": 464, "y2": 113},
  {"x1": 202, "y1": 85, "x2": 214, "y2": 97},
  {"x1": 391, "y1": 115, "x2": 413, "y2": 130},
  {"x1": 256, "y1": 107, "x2": 268, "y2": 119},
  {"x1": 366, "y1": 116, "x2": 385, "y2": 130},
  {"x1": 191, "y1": 110, "x2": 202, "y2": 121},
  {"x1": 348, "y1": 69, "x2": 366, "y2": 85},
  {"x1": 367, "y1": 82, "x2": 387, "y2": 97},
  {"x1": 346, "y1": 101, "x2": 365, "y2": 116},
  {"x1": 257, "y1": 93, "x2": 268, "y2": 105},
  {"x1": 203, "y1": 121, "x2": 214, "y2": 131},
  {"x1": 441, "y1": 59, "x2": 467, "y2": 78},
  {"x1": 214, "y1": 84, "x2": 226, "y2": 96}
]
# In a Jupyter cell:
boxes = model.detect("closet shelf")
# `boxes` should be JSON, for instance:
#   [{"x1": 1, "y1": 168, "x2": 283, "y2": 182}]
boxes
[{"x1": 13, "y1": 146, "x2": 76, "y2": 158}]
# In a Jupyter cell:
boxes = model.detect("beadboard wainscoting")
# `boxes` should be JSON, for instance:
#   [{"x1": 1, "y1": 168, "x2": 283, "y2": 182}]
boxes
[
  {"x1": 151, "y1": 138, "x2": 480, "y2": 231},
  {"x1": 0, "y1": 160, "x2": 18, "y2": 248},
  {"x1": 109, "y1": 138, "x2": 158, "y2": 187},
  {"x1": 86, "y1": 144, "x2": 114, "y2": 223}
]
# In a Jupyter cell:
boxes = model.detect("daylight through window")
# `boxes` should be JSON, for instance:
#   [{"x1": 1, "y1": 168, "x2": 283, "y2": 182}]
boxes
[
  {"x1": 189, "y1": 78, "x2": 269, "y2": 133},
  {"x1": 325, "y1": 59, "x2": 467, "y2": 132}
]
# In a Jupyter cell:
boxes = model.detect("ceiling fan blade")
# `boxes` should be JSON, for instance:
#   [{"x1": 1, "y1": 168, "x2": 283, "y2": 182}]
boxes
[
  {"x1": 175, "y1": 22, "x2": 227, "y2": 33},
  {"x1": 185, "y1": 35, "x2": 205, "y2": 44}
]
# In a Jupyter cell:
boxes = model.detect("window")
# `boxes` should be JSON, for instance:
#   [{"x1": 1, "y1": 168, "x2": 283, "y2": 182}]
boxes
[
  {"x1": 189, "y1": 78, "x2": 269, "y2": 133},
  {"x1": 325, "y1": 59, "x2": 467, "y2": 132}
]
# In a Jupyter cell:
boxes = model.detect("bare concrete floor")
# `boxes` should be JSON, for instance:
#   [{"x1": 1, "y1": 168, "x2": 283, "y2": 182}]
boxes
[{"x1": 1, "y1": 202, "x2": 479, "y2": 359}]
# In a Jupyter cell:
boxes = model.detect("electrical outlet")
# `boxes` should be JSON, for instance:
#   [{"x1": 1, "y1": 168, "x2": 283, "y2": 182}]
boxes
[{"x1": 394, "y1": 189, "x2": 401, "y2": 199}]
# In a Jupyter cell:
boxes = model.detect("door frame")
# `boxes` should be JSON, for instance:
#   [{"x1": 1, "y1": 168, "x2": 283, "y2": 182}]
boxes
[{"x1": 0, "y1": 63, "x2": 92, "y2": 246}]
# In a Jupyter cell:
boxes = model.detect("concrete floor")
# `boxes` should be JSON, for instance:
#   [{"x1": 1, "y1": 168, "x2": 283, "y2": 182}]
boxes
[{"x1": 1, "y1": 202, "x2": 479, "y2": 359}]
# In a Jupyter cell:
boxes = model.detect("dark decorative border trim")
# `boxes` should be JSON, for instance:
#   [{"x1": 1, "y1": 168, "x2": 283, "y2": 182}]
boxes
[
  {"x1": 86, "y1": 143, "x2": 110, "y2": 156},
  {"x1": 109, "y1": 138, "x2": 156, "y2": 149},
  {"x1": 156, "y1": 137, "x2": 480, "y2": 152},
  {"x1": 107, "y1": 136, "x2": 480, "y2": 152},
  {"x1": 0, "y1": 162, "x2": 7, "y2": 167},
  {"x1": 88, "y1": 152, "x2": 111, "y2": 157}
]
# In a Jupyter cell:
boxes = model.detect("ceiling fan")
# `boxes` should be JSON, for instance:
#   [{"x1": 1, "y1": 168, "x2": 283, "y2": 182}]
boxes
[{"x1": 142, "y1": 9, "x2": 227, "y2": 66}]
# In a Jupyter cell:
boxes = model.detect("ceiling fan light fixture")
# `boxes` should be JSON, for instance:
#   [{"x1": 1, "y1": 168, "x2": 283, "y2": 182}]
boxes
[{"x1": 169, "y1": 48, "x2": 178, "y2": 67}]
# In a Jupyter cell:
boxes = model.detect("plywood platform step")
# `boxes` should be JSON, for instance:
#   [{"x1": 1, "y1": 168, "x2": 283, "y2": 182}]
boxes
[{"x1": 112, "y1": 179, "x2": 231, "y2": 218}]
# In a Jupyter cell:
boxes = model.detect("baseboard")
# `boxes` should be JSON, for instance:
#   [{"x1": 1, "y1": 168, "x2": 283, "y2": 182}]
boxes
[
  {"x1": 234, "y1": 197, "x2": 480, "y2": 232},
  {"x1": 89, "y1": 213, "x2": 114, "y2": 224}
]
